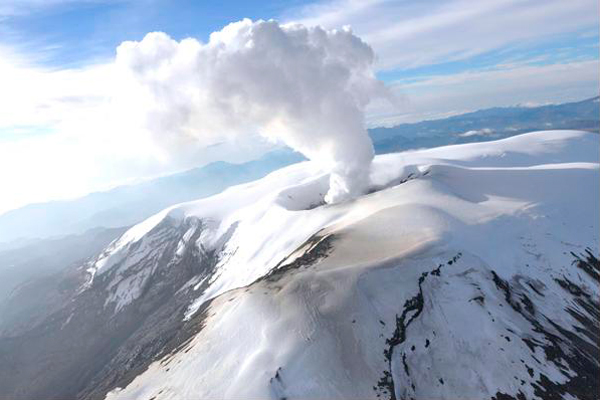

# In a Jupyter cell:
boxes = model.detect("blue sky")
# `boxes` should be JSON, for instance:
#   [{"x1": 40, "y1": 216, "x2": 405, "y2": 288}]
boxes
[
  {"x1": 1, "y1": 0, "x2": 307, "y2": 66},
  {"x1": 0, "y1": 0, "x2": 598, "y2": 213}
]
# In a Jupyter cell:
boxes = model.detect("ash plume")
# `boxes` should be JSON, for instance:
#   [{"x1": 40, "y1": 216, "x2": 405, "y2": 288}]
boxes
[{"x1": 115, "y1": 19, "x2": 388, "y2": 203}]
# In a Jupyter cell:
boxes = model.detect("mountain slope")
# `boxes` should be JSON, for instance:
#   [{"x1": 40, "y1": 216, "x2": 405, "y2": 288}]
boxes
[
  {"x1": 0, "y1": 130, "x2": 597, "y2": 400},
  {"x1": 98, "y1": 130, "x2": 598, "y2": 400}
]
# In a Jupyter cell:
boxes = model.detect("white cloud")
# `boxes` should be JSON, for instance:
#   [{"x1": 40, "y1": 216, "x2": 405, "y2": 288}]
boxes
[
  {"x1": 0, "y1": 46, "x2": 110, "y2": 131},
  {"x1": 0, "y1": 43, "x2": 272, "y2": 214},
  {"x1": 285, "y1": 0, "x2": 599, "y2": 70}
]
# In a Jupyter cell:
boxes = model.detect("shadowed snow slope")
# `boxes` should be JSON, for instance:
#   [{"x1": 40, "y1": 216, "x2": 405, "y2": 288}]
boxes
[{"x1": 22, "y1": 131, "x2": 600, "y2": 400}]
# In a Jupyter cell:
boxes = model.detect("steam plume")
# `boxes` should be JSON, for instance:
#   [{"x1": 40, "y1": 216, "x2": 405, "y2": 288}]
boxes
[{"x1": 116, "y1": 19, "x2": 387, "y2": 203}]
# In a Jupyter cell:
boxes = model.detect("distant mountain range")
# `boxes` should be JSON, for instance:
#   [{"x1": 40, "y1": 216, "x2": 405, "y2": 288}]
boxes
[
  {"x1": 0, "y1": 150, "x2": 304, "y2": 244},
  {"x1": 370, "y1": 96, "x2": 599, "y2": 153},
  {"x1": 0, "y1": 96, "x2": 597, "y2": 245}
]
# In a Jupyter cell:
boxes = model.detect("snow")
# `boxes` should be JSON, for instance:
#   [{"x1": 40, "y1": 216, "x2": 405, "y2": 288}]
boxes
[
  {"x1": 101, "y1": 130, "x2": 598, "y2": 399},
  {"x1": 459, "y1": 127, "x2": 493, "y2": 137}
]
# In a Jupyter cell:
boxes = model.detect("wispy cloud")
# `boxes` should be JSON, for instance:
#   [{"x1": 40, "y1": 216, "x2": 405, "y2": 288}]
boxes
[
  {"x1": 285, "y1": 0, "x2": 599, "y2": 70},
  {"x1": 285, "y1": 0, "x2": 599, "y2": 126},
  {"x1": 366, "y1": 59, "x2": 599, "y2": 126}
]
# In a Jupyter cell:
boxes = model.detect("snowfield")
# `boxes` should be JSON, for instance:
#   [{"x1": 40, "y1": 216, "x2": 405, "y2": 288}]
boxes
[{"x1": 93, "y1": 130, "x2": 598, "y2": 400}]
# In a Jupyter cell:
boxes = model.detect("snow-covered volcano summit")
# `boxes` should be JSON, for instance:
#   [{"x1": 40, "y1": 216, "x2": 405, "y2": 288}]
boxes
[
  {"x1": 94, "y1": 130, "x2": 599, "y2": 400},
  {"x1": 1, "y1": 130, "x2": 597, "y2": 400}
]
